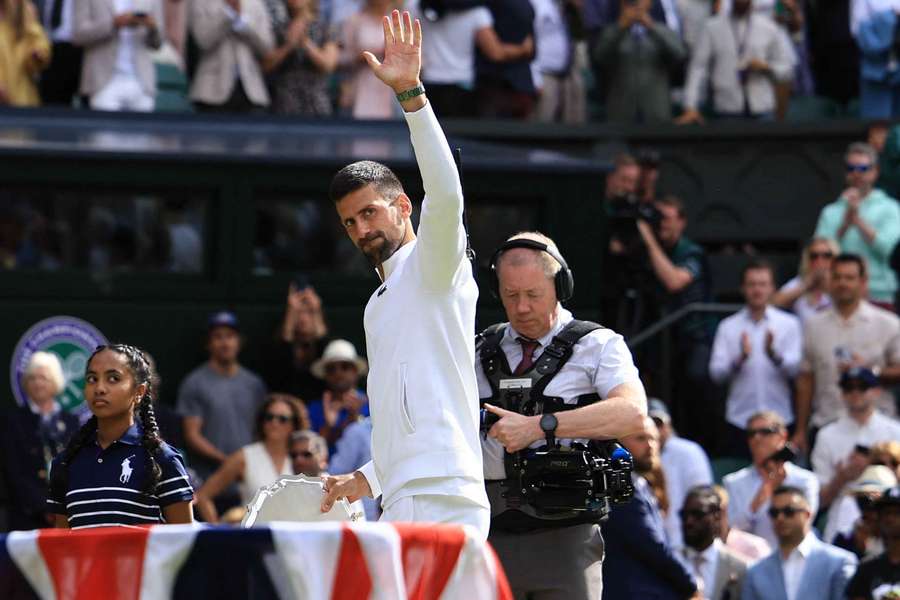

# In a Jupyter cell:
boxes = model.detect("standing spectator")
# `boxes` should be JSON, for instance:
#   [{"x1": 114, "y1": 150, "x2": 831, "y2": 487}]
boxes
[
  {"x1": 713, "y1": 484, "x2": 773, "y2": 563},
  {"x1": 741, "y1": 485, "x2": 858, "y2": 600},
  {"x1": 677, "y1": 0, "x2": 795, "y2": 123},
  {"x1": 806, "y1": 0, "x2": 858, "y2": 108},
  {"x1": 723, "y1": 410, "x2": 820, "y2": 547},
  {"x1": 0, "y1": 0, "x2": 51, "y2": 107},
  {"x1": 679, "y1": 485, "x2": 750, "y2": 600},
  {"x1": 339, "y1": 0, "x2": 398, "y2": 119},
  {"x1": 0, "y1": 352, "x2": 79, "y2": 531},
  {"x1": 189, "y1": 0, "x2": 274, "y2": 112},
  {"x1": 530, "y1": 0, "x2": 587, "y2": 123},
  {"x1": 794, "y1": 254, "x2": 900, "y2": 453},
  {"x1": 408, "y1": 0, "x2": 531, "y2": 118},
  {"x1": 263, "y1": 0, "x2": 339, "y2": 116},
  {"x1": 709, "y1": 260, "x2": 802, "y2": 457},
  {"x1": 73, "y1": 0, "x2": 165, "y2": 112},
  {"x1": 814, "y1": 143, "x2": 900, "y2": 309},
  {"x1": 651, "y1": 398, "x2": 714, "y2": 548},
  {"x1": 307, "y1": 339, "x2": 369, "y2": 450},
  {"x1": 845, "y1": 486, "x2": 900, "y2": 600},
  {"x1": 812, "y1": 367, "x2": 900, "y2": 540},
  {"x1": 37, "y1": 0, "x2": 82, "y2": 106},
  {"x1": 601, "y1": 416, "x2": 700, "y2": 600},
  {"x1": 176, "y1": 311, "x2": 267, "y2": 507},
  {"x1": 474, "y1": 0, "x2": 537, "y2": 119},
  {"x1": 192, "y1": 395, "x2": 303, "y2": 522},
  {"x1": 771, "y1": 237, "x2": 837, "y2": 326},
  {"x1": 854, "y1": 0, "x2": 900, "y2": 118},
  {"x1": 592, "y1": 0, "x2": 686, "y2": 123}
]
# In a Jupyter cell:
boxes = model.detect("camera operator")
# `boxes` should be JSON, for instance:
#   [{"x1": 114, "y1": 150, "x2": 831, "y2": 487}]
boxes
[{"x1": 478, "y1": 231, "x2": 647, "y2": 599}]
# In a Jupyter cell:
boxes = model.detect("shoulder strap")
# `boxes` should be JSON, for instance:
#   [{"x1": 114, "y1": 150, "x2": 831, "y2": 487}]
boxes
[
  {"x1": 532, "y1": 320, "x2": 604, "y2": 404},
  {"x1": 477, "y1": 324, "x2": 511, "y2": 397}
]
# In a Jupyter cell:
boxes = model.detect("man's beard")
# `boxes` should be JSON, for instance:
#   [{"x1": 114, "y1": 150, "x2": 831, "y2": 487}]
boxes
[
  {"x1": 360, "y1": 230, "x2": 402, "y2": 265},
  {"x1": 633, "y1": 456, "x2": 654, "y2": 473}
]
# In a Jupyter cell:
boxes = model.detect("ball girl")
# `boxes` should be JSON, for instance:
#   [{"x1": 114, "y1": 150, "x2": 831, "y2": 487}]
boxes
[{"x1": 48, "y1": 344, "x2": 194, "y2": 529}]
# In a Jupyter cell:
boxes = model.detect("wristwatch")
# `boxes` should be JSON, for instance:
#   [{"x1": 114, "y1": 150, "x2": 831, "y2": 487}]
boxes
[{"x1": 539, "y1": 413, "x2": 558, "y2": 435}]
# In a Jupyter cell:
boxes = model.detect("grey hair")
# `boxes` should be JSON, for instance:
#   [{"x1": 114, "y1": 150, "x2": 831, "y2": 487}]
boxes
[
  {"x1": 846, "y1": 141, "x2": 878, "y2": 164},
  {"x1": 496, "y1": 231, "x2": 563, "y2": 281},
  {"x1": 291, "y1": 430, "x2": 329, "y2": 461},
  {"x1": 746, "y1": 410, "x2": 786, "y2": 430},
  {"x1": 25, "y1": 351, "x2": 66, "y2": 396}
]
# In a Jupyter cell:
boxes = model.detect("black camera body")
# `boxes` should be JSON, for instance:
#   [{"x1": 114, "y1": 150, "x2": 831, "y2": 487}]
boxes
[{"x1": 608, "y1": 193, "x2": 662, "y2": 245}]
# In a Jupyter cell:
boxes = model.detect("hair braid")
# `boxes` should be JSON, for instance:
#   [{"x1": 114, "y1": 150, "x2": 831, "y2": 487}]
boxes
[{"x1": 49, "y1": 416, "x2": 98, "y2": 502}]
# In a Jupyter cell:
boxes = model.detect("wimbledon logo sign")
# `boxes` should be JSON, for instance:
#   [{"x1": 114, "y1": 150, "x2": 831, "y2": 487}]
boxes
[{"x1": 10, "y1": 316, "x2": 108, "y2": 414}]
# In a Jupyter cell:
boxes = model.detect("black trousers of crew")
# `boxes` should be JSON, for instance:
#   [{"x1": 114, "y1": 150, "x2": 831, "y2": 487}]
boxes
[{"x1": 39, "y1": 42, "x2": 83, "y2": 106}]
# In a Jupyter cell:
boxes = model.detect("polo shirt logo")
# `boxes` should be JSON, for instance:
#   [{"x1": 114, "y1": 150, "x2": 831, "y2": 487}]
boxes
[{"x1": 120, "y1": 455, "x2": 136, "y2": 484}]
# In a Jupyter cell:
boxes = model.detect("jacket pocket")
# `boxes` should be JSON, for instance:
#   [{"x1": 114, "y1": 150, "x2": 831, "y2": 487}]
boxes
[{"x1": 398, "y1": 362, "x2": 415, "y2": 434}]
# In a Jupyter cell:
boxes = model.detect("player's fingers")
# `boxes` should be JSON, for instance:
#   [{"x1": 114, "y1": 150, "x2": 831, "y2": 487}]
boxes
[
  {"x1": 381, "y1": 15, "x2": 393, "y2": 46},
  {"x1": 403, "y1": 11, "x2": 414, "y2": 45},
  {"x1": 392, "y1": 9, "x2": 403, "y2": 43}
]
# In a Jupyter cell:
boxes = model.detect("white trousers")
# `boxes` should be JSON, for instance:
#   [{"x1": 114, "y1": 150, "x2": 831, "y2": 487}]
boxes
[
  {"x1": 91, "y1": 73, "x2": 154, "y2": 112},
  {"x1": 381, "y1": 494, "x2": 490, "y2": 542}
]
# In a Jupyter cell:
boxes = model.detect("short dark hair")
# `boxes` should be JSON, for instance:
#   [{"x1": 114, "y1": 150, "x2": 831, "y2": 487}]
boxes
[
  {"x1": 741, "y1": 258, "x2": 776, "y2": 284},
  {"x1": 773, "y1": 485, "x2": 810, "y2": 507},
  {"x1": 329, "y1": 160, "x2": 404, "y2": 204},
  {"x1": 656, "y1": 194, "x2": 686, "y2": 219},
  {"x1": 833, "y1": 253, "x2": 867, "y2": 278},
  {"x1": 685, "y1": 485, "x2": 722, "y2": 510}
]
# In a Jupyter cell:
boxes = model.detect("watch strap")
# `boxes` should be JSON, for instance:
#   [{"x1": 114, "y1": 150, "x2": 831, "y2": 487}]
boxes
[{"x1": 396, "y1": 85, "x2": 426, "y2": 102}]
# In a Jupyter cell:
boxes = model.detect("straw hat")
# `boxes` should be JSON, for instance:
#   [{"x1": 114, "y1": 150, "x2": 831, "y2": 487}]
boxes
[{"x1": 311, "y1": 340, "x2": 368, "y2": 379}]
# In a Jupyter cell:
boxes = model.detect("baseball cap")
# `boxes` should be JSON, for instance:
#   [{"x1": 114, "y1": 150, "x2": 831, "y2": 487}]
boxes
[
  {"x1": 648, "y1": 398, "x2": 671, "y2": 424},
  {"x1": 208, "y1": 311, "x2": 239, "y2": 331},
  {"x1": 839, "y1": 366, "x2": 879, "y2": 390}
]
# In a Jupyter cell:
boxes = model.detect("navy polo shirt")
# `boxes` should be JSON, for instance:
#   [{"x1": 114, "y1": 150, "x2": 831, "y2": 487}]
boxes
[{"x1": 47, "y1": 422, "x2": 194, "y2": 529}]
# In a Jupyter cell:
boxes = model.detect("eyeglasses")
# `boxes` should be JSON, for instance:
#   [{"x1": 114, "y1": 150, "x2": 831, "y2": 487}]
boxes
[
  {"x1": 263, "y1": 413, "x2": 292, "y2": 424},
  {"x1": 325, "y1": 362, "x2": 356, "y2": 374},
  {"x1": 679, "y1": 508, "x2": 717, "y2": 520},
  {"x1": 809, "y1": 251, "x2": 834, "y2": 260},
  {"x1": 291, "y1": 450, "x2": 314, "y2": 459},
  {"x1": 746, "y1": 426, "x2": 781, "y2": 438},
  {"x1": 768, "y1": 506, "x2": 807, "y2": 519},
  {"x1": 846, "y1": 163, "x2": 873, "y2": 173}
]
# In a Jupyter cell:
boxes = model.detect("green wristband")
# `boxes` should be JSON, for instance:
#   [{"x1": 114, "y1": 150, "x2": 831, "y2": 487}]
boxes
[{"x1": 395, "y1": 85, "x2": 425, "y2": 102}]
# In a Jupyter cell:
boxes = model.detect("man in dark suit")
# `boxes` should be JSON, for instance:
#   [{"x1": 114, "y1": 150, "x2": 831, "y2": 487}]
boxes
[
  {"x1": 742, "y1": 485, "x2": 857, "y2": 600},
  {"x1": 680, "y1": 485, "x2": 748, "y2": 600},
  {"x1": 602, "y1": 415, "x2": 701, "y2": 599}
]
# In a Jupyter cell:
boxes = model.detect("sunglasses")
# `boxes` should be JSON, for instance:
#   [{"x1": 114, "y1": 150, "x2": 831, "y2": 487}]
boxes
[
  {"x1": 325, "y1": 362, "x2": 356, "y2": 374},
  {"x1": 768, "y1": 506, "x2": 806, "y2": 519},
  {"x1": 840, "y1": 382, "x2": 872, "y2": 393},
  {"x1": 291, "y1": 450, "x2": 314, "y2": 459},
  {"x1": 747, "y1": 426, "x2": 781, "y2": 438},
  {"x1": 263, "y1": 413, "x2": 292, "y2": 424},
  {"x1": 679, "y1": 508, "x2": 717, "y2": 520},
  {"x1": 846, "y1": 163, "x2": 873, "y2": 173},
  {"x1": 809, "y1": 251, "x2": 834, "y2": 260}
]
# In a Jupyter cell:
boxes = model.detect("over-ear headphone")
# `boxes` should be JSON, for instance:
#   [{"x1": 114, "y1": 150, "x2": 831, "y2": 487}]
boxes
[{"x1": 489, "y1": 238, "x2": 575, "y2": 302}]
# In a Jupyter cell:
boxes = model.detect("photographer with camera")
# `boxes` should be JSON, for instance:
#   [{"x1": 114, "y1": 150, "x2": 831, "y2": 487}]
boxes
[{"x1": 477, "y1": 231, "x2": 647, "y2": 599}]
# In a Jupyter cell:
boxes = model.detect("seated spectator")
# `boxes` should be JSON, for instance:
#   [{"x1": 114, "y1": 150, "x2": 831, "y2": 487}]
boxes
[
  {"x1": 473, "y1": 0, "x2": 536, "y2": 119},
  {"x1": 73, "y1": 0, "x2": 164, "y2": 112},
  {"x1": 845, "y1": 486, "x2": 900, "y2": 600},
  {"x1": 723, "y1": 411, "x2": 820, "y2": 547},
  {"x1": 677, "y1": 0, "x2": 795, "y2": 124},
  {"x1": 601, "y1": 416, "x2": 700, "y2": 599},
  {"x1": 812, "y1": 367, "x2": 900, "y2": 540},
  {"x1": 814, "y1": 143, "x2": 900, "y2": 310},
  {"x1": 37, "y1": 0, "x2": 83, "y2": 107},
  {"x1": 290, "y1": 429, "x2": 328, "y2": 476},
  {"x1": 0, "y1": 352, "x2": 79, "y2": 531},
  {"x1": 189, "y1": 0, "x2": 274, "y2": 112},
  {"x1": 193, "y1": 395, "x2": 303, "y2": 522},
  {"x1": 709, "y1": 260, "x2": 802, "y2": 458},
  {"x1": 795, "y1": 254, "x2": 900, "y2": 453},
  {"x1": 741, "y1": 485, "x2": 858, "y2": 600},
  {"x1": 592, "y1": 0, "x2": 686, "y2": 123},
  {"x1": 307, "y1": 339, "x2": 369, "y2": 450},
  {"x1": 176, "y1": 311, "x2": 267, "y2": 511},
  {"x1": 263, "y1": 0, "x2": 339, "y2": 116},
  {"x1": 713, "y1": 484, "x2": 772, "y2": 563},
  {"x1": 679, "y1": 485, "x2": 750, "y2": 599},
  {"x1": 650, "y1": 398, "x2": 714, "y2": 548},
  {"x1": 831, "y1": 466, "x2": 897, "y2": 559},
  {"x1": 338, "y1": 0, "x2": 396, "y2": 119},
  {"x1": 771, "y1": 237, "x2": 837, "y2": 325},
  {"x1": 408, "y1": 0, "x2": 532, "y2": 118},
  {"x1": 264, "y1": 283, "x2": 329, "y2": 403},
  {"x1": 0, "y1": 0, "x2": 51, "y2": 107},
  {"x1": 530, "y1": 0, "x2": 586, "y2": 124}
]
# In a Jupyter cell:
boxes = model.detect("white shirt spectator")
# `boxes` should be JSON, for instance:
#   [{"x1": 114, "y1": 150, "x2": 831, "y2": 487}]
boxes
[
  {"x1": 723, "y1": 462, "x2": 820, "y2": 547},
  {"x1": 682, "y1": 538, "x2": 722, "y2": 598},
  {"x1": 43, "y1": 0, "x2": 75, "y2": 42},
  {"x1": 778, "y1": 276, "x2": 832, "y2": 325},
  {"x1": 408, "y1": 0, "x2": 492, "y2": 87},
  {"x1": 529, "y1": 0, "x2": 569, "y2": 88},
  {"x1": 782, "y1": 532, "x2": 817, "y2": 600},
  {"x1": 113, "y1": 0, "x2": 140, "y2": 78},
  {"x1": 661, "y1": 434, "x2": 714, "y2": 547},
  {"x1": 709, "y1": 306, "x2": 803, "y2": 428}
]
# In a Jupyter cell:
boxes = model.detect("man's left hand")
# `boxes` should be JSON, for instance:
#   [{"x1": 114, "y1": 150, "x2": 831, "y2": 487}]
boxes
[
  {"x1": 362, "y1": 9, "x2": 422, "y2": 95},
  {"x1": 483, "y1": 403, "x2": 542, "y2": 452}
]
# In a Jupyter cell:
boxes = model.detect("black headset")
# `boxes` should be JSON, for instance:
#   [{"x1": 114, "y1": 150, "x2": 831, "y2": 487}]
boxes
[{"x1": 488, "y1": 238, "x2": 575, "y2": 302}]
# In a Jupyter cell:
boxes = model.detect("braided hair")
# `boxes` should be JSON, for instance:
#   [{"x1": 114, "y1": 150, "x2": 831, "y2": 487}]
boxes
[{"x1": 48, "y1": 344, "x2": 164, "y2": 500}]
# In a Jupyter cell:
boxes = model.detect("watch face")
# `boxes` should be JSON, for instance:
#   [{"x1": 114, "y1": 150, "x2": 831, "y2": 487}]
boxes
[{"x1": 540, "y1": 413, "x2": 557, "y2": 432}]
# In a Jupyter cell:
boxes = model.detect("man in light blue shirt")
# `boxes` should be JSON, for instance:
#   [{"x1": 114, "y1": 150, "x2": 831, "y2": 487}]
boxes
[{"x1": 815, "y1": 141, "x2": 900, "y2": 308}]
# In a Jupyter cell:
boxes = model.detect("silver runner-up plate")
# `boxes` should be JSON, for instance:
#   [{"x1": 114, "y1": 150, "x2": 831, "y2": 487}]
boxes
[{"x1": 241, "y1": 474, "x2": 365, "y2": 527}]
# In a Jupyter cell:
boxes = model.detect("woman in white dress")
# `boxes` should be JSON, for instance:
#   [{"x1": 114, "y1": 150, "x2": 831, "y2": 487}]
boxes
[{"x1": 194, "y1": 394, "x2": 307, "y2": 522}]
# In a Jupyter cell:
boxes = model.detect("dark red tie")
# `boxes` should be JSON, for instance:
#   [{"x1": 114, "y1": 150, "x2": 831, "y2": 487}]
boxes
[{"x1": 514, "y1": 338, "x2": 540, "y2": 375}]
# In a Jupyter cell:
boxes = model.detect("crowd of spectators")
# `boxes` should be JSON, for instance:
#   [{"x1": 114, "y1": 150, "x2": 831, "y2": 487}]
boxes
[{"x1": 1, "y1": 0, "x2": 898, "y2": 120}]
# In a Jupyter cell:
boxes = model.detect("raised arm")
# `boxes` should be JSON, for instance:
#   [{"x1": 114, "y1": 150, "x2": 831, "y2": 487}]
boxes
[{"x1": 364, "y1": 10, "x2": 467, "y2": 289}]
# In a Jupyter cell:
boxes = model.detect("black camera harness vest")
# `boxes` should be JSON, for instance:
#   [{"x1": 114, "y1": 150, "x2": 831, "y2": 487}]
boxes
[{"x1": 477, "y1": 319, "x2": 607, "y2": 530}]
